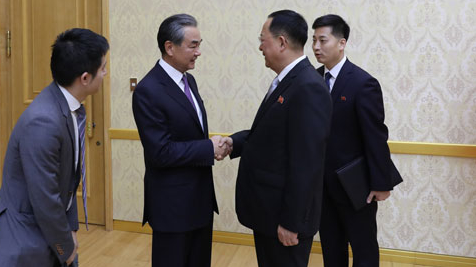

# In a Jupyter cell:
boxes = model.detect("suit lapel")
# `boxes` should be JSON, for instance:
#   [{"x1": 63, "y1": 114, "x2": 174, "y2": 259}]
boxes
[
  {"x1": 49, "y1": 82, "x2": 76, "y2": 172},
  {"x1": 330, "y1": 59, "x2": 353, "y2": 104},
  {"x1": 317, "y1": 65, "x2": 324, "y2": 76},
  {"x1": 156, "y1": 64, "x2": 203, "y2": 132},
  {"x1": 251, "y1": 58, "x2": 310, "y2": 131}
]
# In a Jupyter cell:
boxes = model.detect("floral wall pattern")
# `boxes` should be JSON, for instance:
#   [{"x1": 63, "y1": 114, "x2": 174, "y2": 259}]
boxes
[{"x1": 109, "y1": 0, "x2": 476, "y2": 257}]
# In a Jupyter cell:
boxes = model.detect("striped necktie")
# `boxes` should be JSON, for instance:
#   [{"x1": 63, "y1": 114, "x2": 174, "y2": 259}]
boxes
[{"x1": 76, "y1": 104, "x2": 88, "y2": 230}]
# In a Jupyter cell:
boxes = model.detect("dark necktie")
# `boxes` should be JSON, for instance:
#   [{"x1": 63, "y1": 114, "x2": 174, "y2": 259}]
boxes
[
  {"x1": 182, "y1": 74, "x2": 197, "y2": 111},
  {"x1": 76, "y1": 105, "x2": 88, "y2": 230},
  {"x1": 325, "y1": 72, "x2": 332, "y2": 91}
]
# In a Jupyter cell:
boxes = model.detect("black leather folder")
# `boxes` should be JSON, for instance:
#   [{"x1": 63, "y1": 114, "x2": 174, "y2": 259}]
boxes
[
  {"x1": 336, "y1": 156, "x2": 370, "y2": 211},
  {"x1": 389, "y1": 160, "x2": 403, "y2": 187},
  {"x1": 336, "y1": 156, "x2": 403, "y2": 211}
]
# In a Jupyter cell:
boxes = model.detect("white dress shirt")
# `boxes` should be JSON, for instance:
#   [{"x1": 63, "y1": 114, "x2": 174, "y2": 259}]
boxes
[
  {"x1": 277, "y1": 55, "x2": 307, "y2": 83},
  {"x1": 324, "y1": 55, "x2": 347, "y2": 92},
  {"x1": 159, "y1": 59, "x2": 204, "y2": 130},
  {"x1": 266, "y1": 55, "x2": 307, "y2": 97}
]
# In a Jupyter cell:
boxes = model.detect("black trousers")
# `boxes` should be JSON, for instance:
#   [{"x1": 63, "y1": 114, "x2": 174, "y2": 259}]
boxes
[
  {"x1": 319, "y1": 189, "x2": 379, "y2": 267},
  {"x1": 152, "y1": 222, "x2": 213, "y2": 267},
  {"x1": 253, "y1": 231, "x2": 313, "y2": 267}
]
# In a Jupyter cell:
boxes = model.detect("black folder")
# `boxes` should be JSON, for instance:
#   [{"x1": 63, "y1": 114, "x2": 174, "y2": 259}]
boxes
[
  {"x1": 336, "y1": 157, "x2": 403, "y2": 211},
  {"x1": 336, "y1": 157, "x2": 370, "y2": 211}
]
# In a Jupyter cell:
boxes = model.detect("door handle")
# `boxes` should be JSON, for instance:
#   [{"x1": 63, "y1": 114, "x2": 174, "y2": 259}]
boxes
[{"x1": 7, "y1": 30, "x2": 11, "y2": 57}]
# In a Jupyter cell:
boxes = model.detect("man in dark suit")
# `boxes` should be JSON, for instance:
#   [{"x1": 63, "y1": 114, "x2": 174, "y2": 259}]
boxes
[
  {"x1": 132, "y1": 14, "x2": 228, "y2": 267},
  {"x1": 312, "y1": 14, "x2": 397, "y2": 267},
  {"x1": 0, "y1": 28, "x2": 109, "y2": 267},
  {"x1": 222, "y1": 10, "x2": 332, "y2": 267}
]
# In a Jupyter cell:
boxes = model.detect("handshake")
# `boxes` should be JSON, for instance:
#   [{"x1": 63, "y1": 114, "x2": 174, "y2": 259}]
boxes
[{"x1": 210, "y1": 136, "x2": 233, "y2": 161}]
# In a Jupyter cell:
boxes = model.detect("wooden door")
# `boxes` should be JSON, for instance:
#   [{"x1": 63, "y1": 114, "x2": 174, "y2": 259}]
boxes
[
  {"x1": 1, "y1": 0, "x2": 106, "y2": 225},
  {"x1": 0, "y1": 0, "x2": 11, "y2": 188}
]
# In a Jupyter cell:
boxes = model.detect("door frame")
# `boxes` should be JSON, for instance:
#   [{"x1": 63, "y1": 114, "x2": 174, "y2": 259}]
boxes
[
  {"x1": 0, "y1": 0, "x2": 11, "y2": 187},
  {"x1": 101, "y1": 0, "x2": 113, "y2": 231}
]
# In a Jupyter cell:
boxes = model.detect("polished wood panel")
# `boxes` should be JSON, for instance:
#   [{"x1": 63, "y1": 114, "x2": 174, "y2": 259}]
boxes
[
  {"x1": 77, "y1": 225, "x2": 449, "y2": 267},
  {"x1": 11, "y1": 0, "x2": 78, "y2": 111},
  {"x1": 78, "y1": 224, "x2": 151, "y2": 267}
]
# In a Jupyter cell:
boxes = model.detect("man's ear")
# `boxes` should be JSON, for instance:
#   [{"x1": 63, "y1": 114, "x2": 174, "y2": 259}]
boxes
[
  {"x1": 278, "y1": 35, "x2": 287, "y2": 51},
  {"x1": 339, "y1": 38, "x2": 347, "y2": 51},
  {"x1": 164, "y1": 40, "x2": 174, "y2": 57},
  {"x1": 80, "y1": 72, "x2": 90, "y2": 85}
]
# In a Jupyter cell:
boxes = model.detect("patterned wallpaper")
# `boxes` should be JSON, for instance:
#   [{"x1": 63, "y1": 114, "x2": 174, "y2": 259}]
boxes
[{"x1": 109, "y1": 0, "x2": 476, "y2": 257}]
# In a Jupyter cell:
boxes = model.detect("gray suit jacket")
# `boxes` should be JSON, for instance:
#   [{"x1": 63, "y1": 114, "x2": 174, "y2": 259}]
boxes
[{"x1": 0, "y1": 82, "x2": 80, "y2": 267}]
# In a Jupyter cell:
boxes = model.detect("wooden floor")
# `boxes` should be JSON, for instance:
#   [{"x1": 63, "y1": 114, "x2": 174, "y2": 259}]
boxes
[{"x1": 77, "y1": 225, "x2": 433, "y2": 267}]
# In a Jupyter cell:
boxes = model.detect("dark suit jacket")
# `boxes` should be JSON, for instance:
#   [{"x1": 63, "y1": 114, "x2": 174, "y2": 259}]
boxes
[
  {"x1": 0, "y1": 82, "x2": 80, "y2": 266},
  {"x1": 317, "y1": 59, "x2": 395, "y2": 205},
  {"x1": 230, "y1": 58, "x2": 332, "y2": 238},
  {"x1": 132, "y1": 60, "x2": 218, "y2": 233}
]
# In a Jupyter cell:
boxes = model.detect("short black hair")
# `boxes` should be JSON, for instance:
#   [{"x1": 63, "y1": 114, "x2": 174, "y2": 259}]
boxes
[
  {"x1": 268, "y1": 10, "x2": 308, "y2": 49},
  {"x1": 312, "y1": 14, "x2": 350, "y2": 41},
  {"x1": 50, "y1": 28, "x2": 109, "y2": 87},
  {"x1": 157, "y1": 14, "x2": 197, "y2": 54}
]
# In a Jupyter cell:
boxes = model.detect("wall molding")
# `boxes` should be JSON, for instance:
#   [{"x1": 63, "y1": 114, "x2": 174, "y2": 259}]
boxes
[
  {"x1": 109, "y1": 128, "x2": 140, "y2": 140},
  {"x1": 109, "y1": 128, "x2": 476, "y2": 158},
  {"x1": 113, "y1": 220, "x2": 476, "y2": 267},
  {"x1": 388, "y1": 141, "x2": 476, "y2": 158}
]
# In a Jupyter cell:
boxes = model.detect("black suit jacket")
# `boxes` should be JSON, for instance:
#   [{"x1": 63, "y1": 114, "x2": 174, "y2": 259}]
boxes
[
  {"x1": 318, "y1": 59, "x2": 395, "y2": 205},
  {"x1": 132, "y1": 60, "x2": 218, "y2": 232},
  {"x1": 230, "y1": 58, "x2": 332, "y2": 238}
]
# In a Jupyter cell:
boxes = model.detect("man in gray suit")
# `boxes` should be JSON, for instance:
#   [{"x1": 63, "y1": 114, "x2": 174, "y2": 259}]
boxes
[{"x1": 0, "y1": 28, "x2": 109, "y2": 267}]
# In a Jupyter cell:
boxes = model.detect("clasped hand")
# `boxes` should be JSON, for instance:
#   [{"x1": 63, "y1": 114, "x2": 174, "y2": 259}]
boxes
[
  {"x1": 278, "y1": 225, "x2": 299, "y2": 246},
  {"x1": 210, "y1": 136, "x2": 233, "y2": 160}
]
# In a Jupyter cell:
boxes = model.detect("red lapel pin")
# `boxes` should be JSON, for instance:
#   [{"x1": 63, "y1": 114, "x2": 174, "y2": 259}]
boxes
[
  {"x1": 278, "y1": 95, "x2": 284, "y2": 104},
  {"x1": 341, "y1": 96, "x2": 346, "y2": 101}
]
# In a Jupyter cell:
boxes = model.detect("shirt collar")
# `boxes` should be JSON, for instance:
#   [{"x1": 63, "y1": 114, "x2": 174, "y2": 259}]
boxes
[
  {"x1": 277, "y1": 55, "x2": 307, "y2": 82},
  {"x1": 159, "y1": 58, "x2": 185, "y2": 85},
  {"x1": 58, "y1": 83, "x2": 81, "y2": 112},
  {"x1": 325, "y1": 55, "x2": 347, "y2": 79}
]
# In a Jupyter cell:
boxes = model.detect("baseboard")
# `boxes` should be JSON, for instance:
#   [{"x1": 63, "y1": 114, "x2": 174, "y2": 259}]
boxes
[{"x1": 113, "y1": 220, "x2": 475, "y2": 267}]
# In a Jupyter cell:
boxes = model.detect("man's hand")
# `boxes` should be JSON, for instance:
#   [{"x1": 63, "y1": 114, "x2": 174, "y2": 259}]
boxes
[
  {"x1": 277, "y1": 225, "x2": 299, "y2": 246},
  {"x1": 367, "y1": 190, "x2": 391, "y2": 203},
  {"x1": 219, "y1": 137, "x2": 233, "y2": 157},
  {"x1": 66, "y1": 231, "x2": 78, "y2": 266},
  {"x1": 210, "y1": 136, "x2": 233, "y2": 160}
]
